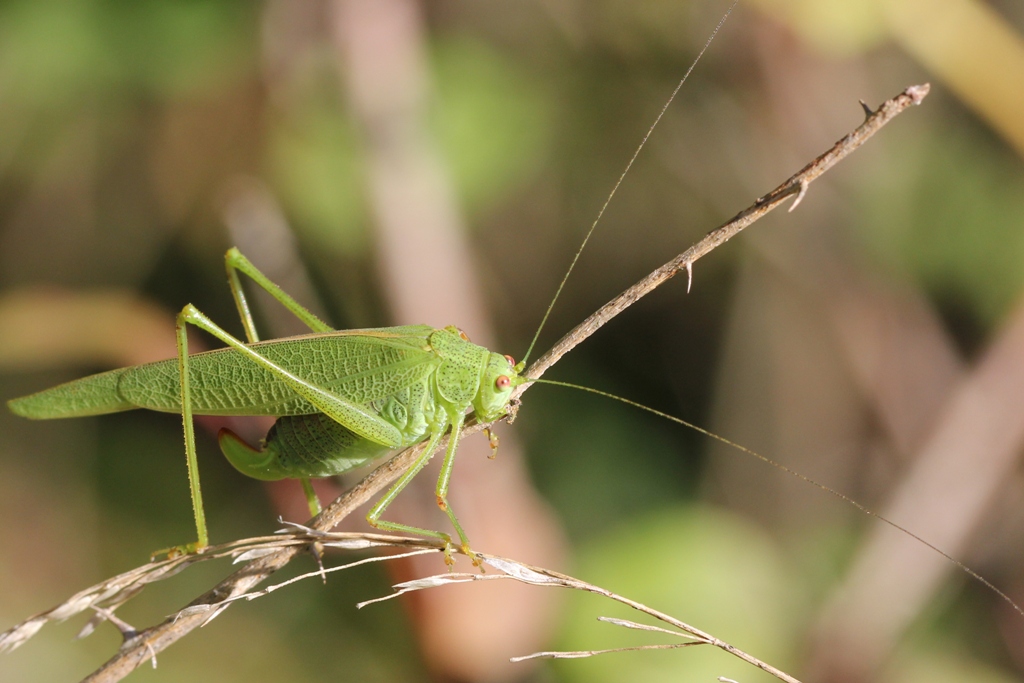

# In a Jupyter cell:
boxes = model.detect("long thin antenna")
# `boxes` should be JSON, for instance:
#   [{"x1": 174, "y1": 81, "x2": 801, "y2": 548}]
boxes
[
  {"x1": 520, "y1": 1, "x2": 739, "y2": 365},
  {"x1": 528, "y1": 377, "x2": 1024, "y2": 620}
]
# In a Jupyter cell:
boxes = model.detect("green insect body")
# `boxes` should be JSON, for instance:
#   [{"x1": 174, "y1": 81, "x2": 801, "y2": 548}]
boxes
[
  {"x1": 7, "y1": 249, "x2": 526, "y2": 561},
  {"x1": 10, "y1": 326, "x2": 514, "y2": 477}
]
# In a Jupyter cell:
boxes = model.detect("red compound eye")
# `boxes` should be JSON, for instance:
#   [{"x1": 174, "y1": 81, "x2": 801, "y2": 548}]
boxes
[
  {"x1": 495, "y1": 375, "x2": 511, "y2": 390},
  {"x1": 504, "y1": 354, "x2": 515, "y2": 366}
]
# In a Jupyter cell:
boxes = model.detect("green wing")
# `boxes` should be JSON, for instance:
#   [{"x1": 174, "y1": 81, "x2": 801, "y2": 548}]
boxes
[
  {"x1": 9, "y1": 326, "x2": 440, "y2": 419},
  {"x1": 8, "y1": 367, "x2": 135, "y2": 419}
]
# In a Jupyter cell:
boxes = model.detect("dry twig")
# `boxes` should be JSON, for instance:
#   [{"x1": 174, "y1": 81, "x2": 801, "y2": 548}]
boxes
[{"x1": 4, "y1": 527, "x2": 802, "y2": 683}]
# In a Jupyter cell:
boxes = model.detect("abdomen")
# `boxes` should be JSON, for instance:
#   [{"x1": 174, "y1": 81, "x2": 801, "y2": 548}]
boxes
[{"x1": 220, "y1": 413, "x2": 396, "y2": 480}]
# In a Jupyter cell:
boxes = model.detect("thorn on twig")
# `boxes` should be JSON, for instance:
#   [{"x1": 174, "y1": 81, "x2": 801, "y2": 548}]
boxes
[
  {"x1": 309, "y1": 541, "x2": 327, "y2": 584},
  {"x1": 686, "y1": 260, "x2": 694, "y2": 293},
  {"x1": 275, "y1": 518, "x2": 316, "y2": 534},
  {"x1": 81, "y1": 606, "x2": 137, "y2": 643},
  {"x1": 198, "y1": 603, "x2": 232, "y2": 628},
  {"x1": 144, "y1": 641, "x2": 158, "y2": 669},
  {"x1": 788, "y1": 179, "x2": 809, "y2": 212},
  {"x1": 859, "y1": 99, "x2": 873, "y2": 119}
]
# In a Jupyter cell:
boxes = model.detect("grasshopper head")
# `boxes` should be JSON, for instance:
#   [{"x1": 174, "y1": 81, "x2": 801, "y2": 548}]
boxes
[{"x1": 474, "y1": 352, "x2": 526, "y2": 422}]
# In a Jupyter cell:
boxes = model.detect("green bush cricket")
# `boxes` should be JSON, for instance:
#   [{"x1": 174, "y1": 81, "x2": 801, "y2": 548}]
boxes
[{"x1": 7, "y1": 248, "x2": 528, "y2": 563}]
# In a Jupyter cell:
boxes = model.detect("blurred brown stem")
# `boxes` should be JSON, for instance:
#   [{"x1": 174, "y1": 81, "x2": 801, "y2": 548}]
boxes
[
  {"x1": 81, "y1": 84, "x2": 928, "y2": 683},
  {"x1": 329, "y1": 1, "x2": 567, "y2": 679}
]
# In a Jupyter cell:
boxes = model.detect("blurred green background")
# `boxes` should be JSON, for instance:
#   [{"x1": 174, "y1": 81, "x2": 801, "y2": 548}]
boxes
[{"x1": 2, "y1": 1, "x2": 1024, "y2": 682}]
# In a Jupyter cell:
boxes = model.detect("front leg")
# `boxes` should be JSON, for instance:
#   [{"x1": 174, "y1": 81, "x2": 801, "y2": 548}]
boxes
[
  {"x1": 433, "y1": 413, "x2": 482, "y2": 566},
  {"x1": 365, "y1": 427, "x2": 459, "y2": 566}
]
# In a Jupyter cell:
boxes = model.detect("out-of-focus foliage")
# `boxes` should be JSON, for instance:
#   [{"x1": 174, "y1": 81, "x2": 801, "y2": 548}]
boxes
[
  {"x1": 885, "y1": 648, "x2": 1022, "y2": 683},
  {"x1": 432, "y1": 36, "x2": 556, "y2": 216},
  {"x1": 0, "y1": 0, "x2": 253, "y2": 106},
  {"x1": 2, "y1": 0, "x2": 1024, "y2": 682},
  {"x1": 748, "y1": 0, "x2": 887, "y2": 54},
  {"x1": 858, "y1": 123, "x2": 1024, "y2": 330},
  {"x1": 269, "y1": 94, "x2": 368, "y2": 255}
]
